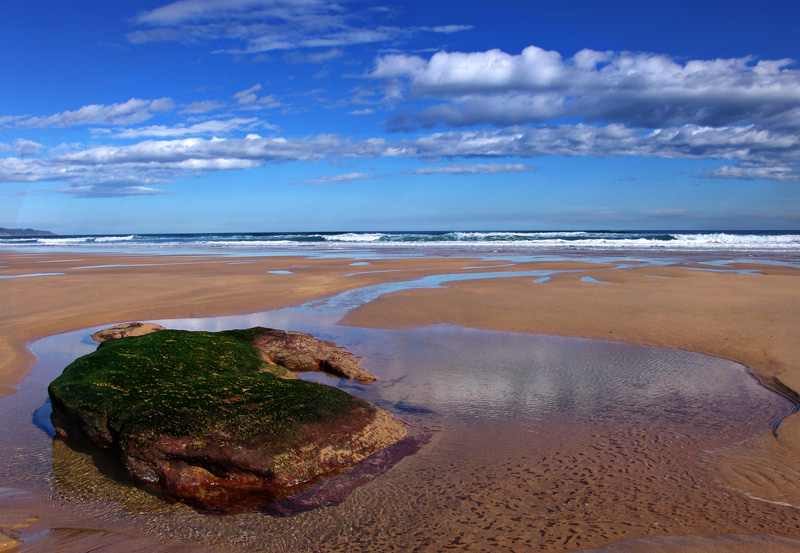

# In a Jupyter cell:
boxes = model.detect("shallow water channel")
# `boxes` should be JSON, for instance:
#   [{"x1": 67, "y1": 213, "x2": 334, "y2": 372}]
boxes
[{"x1": 1, "y1": 299, "x2": 799, "y2": 552}]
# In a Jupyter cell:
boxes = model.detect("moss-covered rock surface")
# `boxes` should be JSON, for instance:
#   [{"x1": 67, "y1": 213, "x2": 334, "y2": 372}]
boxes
[{"x1": 48, "y1": 327, "x2": 406, "y2": 511}]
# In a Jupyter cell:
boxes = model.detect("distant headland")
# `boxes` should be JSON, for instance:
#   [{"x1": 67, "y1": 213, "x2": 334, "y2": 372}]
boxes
[{"x1": 0, "y1": 228, "x2": 56, "y2": 237}]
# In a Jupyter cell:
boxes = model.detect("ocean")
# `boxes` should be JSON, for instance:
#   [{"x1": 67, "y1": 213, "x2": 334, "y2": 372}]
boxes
[{"x1": 2, "y1": 230, "x2": 800, "y2": 255}]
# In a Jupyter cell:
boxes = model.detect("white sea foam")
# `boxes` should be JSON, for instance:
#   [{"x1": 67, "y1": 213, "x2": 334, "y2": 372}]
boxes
[
  {"x1": 2, "y1": 231, "x2": 799, "y2": 254},
  {"x1": 95, "y1": 235, "x2": 134, "y2": 242},
  {"x1": 324, "y1": 233, "x2": 385, "y2": 242}
]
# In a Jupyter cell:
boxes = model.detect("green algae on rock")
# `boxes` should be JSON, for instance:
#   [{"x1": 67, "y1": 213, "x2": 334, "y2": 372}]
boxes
[{"x1": 48, "y1": 326, "x2": 407, "y2": 512}]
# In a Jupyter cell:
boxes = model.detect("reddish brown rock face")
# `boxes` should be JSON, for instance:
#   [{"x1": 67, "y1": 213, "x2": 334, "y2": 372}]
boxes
[{"x1": 249, "y1": 328, "x2": 378, "y2": 382}]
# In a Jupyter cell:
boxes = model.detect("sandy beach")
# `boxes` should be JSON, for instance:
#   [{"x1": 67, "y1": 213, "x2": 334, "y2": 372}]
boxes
[{"x1": 1, "y1": 250, "x2": 799, "y2": 552}]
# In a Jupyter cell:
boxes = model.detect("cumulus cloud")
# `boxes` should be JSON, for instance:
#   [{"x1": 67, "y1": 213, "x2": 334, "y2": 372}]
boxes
[
  {"x1": 359, "y1": 45, "x2": 800, "y2": 182},
  {"x1": 9, "y1": 98, "x2": 175, "y2": 129},
  {"x1": 370, "y1": 46, "x2": 800, "y2": 131}
]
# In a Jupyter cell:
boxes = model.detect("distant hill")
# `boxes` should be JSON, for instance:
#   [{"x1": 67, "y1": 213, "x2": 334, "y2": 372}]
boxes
[{"x1": 0, "y1": 228, "x2": 57, "y2": 237}]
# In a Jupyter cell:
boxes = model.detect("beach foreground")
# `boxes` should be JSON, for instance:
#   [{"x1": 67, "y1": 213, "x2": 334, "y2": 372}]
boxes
[{"x1": 1, "y1": 250, "x2": 799, "y2": 551}]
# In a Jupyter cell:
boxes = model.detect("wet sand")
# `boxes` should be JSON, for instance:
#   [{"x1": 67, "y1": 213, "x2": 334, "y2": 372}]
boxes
[
  {"x1": 340, "y1": 260, "x2": 800, "y2": 510},
  {"x1": 1, "y1": 250, "x2": 800, "y2": 552}
]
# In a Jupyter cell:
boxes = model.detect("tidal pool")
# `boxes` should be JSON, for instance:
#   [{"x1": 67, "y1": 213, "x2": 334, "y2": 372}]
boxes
[{"x1": 1, "y1": 306, "x2": 798, "y2": 552}]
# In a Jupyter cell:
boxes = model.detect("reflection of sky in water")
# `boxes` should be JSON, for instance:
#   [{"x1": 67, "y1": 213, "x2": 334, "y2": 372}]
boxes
[
  {"x1": 7, "y1": 314, "x2": 781, "y2": 465},
  {"x1": 152, "y1": 306, "x2": 780, "y2": 428},
  {"x1": 0, "y1": 273, "x2": 65, "y2": 279},
  {"x1": 361, "y1": 326, "x2": 765, "y2": 425},
  {"x1": 144, "y1": 271, "x2": 786, "y2": 428},
  {"x1": 581, "y1": 275, "x2": 610, "y2": 283},
  {"x1": 5, "y1": 262, "x2": 779, "y2": 459},
  {"x1": 145, "y1": 266, "x2": 777, "y2": 428}
]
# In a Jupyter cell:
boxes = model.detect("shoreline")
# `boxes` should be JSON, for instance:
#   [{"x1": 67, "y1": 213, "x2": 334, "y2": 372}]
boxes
[{"x1": 1, "y1": 249, "x2": 799, "y2": 550}]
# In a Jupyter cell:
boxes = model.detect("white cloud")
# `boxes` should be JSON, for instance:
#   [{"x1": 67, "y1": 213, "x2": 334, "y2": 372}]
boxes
[
  {"x1": 424, "y1": 25, "x2": 473, "y2": 34},
  {"x1": 0, "y1": 155, "x2": 173, "y2": 185},
  {"x1": 237, "y1": 27, "x2": 408, "y2": 55},
  {"x1": 1, "y1": 118, "x2": 797, "y2": 198},
  {"x1": 61, "y1": 184, "x2": 170, "y2": 198},
  {"x1": 101, "y1": 118, "x2": 268, "y2": 139},
  {"x1": 233, "y1": 84, "x2": 262, "y2": 105},
  {"x1": 52, "y1": 135, "x2": 354, "y2": 166},
  {"x1": 135, "y1": 0, "x2": 287, "y2": 26},
  {"x1": 14, "y1": 139, "x2": 44, "y2": 157},
  {"x1": 695, "y1": 165, "x2": 800, "y2": 182},
  {"x1": 0, "y1": 115, "x2": 24, "y2": 128},
  {"x1": 384, "y1": 124, "x2": 800, "y2": 164},
  {"x1": 294, "y1": 162, "x2": 537, "y2": 186},
  {"x1": 406, "y1": 163, "x2": 537, "y2": 175},
  {"x1": 314, "y1": 47, "x2": 344, "y2": 61},
  {"x1": 370, "y1": 47, "x2": 800, "y2": 131},
  {"x1": 10, "y1": 98, "x2": 175, "y2": 129},
  {"x1": 304, "y1": 48, "x2": 344, "y2": 63},
  {"x1": 296, "y1": 172, "x2": 379, "y2": 185},
  {"x1": 231, "y1": 85, "x2": 281, "y2": 110},
  {"x1": 182, "y1": 100, "x2": 225, "y2": 114},
  {"x1": 130, "y1": 0, "x2": 471, "y2": 57}
]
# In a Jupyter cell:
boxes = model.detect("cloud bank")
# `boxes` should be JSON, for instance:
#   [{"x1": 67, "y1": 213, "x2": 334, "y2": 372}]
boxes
[
  {"x1": 3, "y1": 119, "x2": 797, "y2": 196},
  {"x1": 371, "y1": 46, "x2": 800, "y2": 131},
  {"x1": 2, "y1": 42, "x2": 799, "y2": 196}
]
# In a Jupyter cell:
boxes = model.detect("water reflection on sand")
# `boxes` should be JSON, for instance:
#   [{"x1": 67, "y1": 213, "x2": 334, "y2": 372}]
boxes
[{"x1": 1, "y1": 306, "x2": 799, "y2": 552}]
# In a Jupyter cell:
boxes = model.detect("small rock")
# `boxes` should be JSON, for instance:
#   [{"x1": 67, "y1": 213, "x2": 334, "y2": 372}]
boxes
[
  {"x1": 92, "y1": 322, "x2": 165, "y2": 343},
  {"x1": 249, "y1": 328, "x2": 378, "y2": 382}
]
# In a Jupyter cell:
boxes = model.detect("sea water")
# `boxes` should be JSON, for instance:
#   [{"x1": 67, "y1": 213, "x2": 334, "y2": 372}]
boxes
[{"x1": 3, "y1": 230, "x2": 800, "y2": 257}]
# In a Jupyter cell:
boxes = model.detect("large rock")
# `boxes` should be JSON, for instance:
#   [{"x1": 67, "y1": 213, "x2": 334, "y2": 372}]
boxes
[{"x1": 48, "y1": 326, "x2": 406, "y2": 512}]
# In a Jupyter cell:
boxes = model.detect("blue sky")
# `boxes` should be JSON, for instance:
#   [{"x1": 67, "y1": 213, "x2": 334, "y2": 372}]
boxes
[{"x1": 1, "y1": 0, "x2": 799, "y2": 233}]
